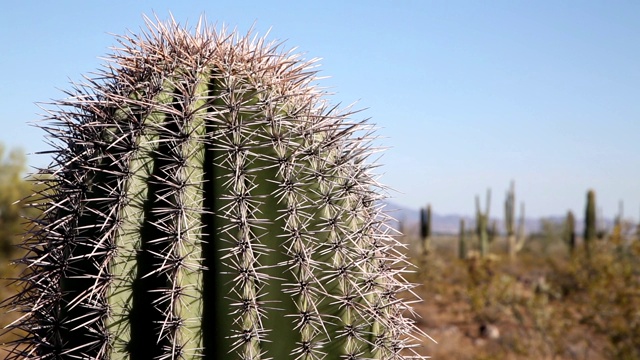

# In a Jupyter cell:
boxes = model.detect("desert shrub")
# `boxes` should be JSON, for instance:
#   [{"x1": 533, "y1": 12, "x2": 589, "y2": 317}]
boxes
[{"x1": 561, "y1": 242, "x2": 640, "y2": 359}]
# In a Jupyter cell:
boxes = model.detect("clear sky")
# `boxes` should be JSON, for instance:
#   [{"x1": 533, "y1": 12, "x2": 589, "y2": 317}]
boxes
[{"x1": 1, "y1": 1, "x2": 639, "y2": 218}]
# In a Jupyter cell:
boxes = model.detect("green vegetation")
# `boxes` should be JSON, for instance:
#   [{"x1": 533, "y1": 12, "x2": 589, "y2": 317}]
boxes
[
  {"x1": 0, "y1": 145, "x2": 46, "y2": 345},
  {"x1": 408, "y1": 227, "x2": 640, "y2": 359},
  {"x1": 0, "y1": 145, "x2": 28, "y2": 264},
  {"x1": 409, "y1": 184, "x2": 639, "y2": 359}
]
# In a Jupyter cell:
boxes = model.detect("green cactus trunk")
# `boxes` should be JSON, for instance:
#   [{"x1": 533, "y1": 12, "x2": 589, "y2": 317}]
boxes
[
  {"x1": 4, "y1": 17, "x2": 426, "y2": 360},
  {"x1": 565, "y1": 210, "x2": 576, "y2": 256},
  {"x1": 584, "y1": 189, "x2": 597, "y2": 258},
  {"x1": 475, "y1": 189, "x2": 491, "y2": 258},
  {"x1": 419, "y1": 204, "x2": 432, "y2": 256},
  {"x1": 505, "y1": 181, "x2": 526, "y2": 259},
  {"x1": 478, "y1": 217, "x2": 489, "y2": 258},
  {"x1": 458, "y1": 219, "x2": 467, "y2": 260}
]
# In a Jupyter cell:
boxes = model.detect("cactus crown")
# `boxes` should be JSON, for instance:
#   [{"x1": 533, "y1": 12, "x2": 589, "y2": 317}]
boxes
[{"x1": 4, "y1": 16, "x2": 427, "y2": 360}]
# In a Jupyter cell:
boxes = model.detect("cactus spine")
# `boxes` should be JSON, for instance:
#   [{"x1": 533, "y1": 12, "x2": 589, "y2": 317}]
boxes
[
  {"x1": 3, "y1": 17, "x2": 426, "y2": 360},
  {"x1": 475, "y1": 189, "x2": 491, "y2": 258},
  {"x1": 505, "y1": 181, "x2": 526, "y2": 259},
  {"x1": 419, "y1": 204, "x2": 432, "y2": 256},
  {"x1": 584, "y1": 189, "x2": 597, "y2": 257}
]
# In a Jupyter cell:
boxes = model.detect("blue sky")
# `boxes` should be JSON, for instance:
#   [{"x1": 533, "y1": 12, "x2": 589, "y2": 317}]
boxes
[{"x1": 1, "y1": 1, "x2": 639, "y2": 218}]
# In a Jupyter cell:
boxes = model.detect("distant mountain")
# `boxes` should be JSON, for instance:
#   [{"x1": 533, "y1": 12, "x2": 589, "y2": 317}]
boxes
[{"x1": 382, "y1": 201, "x2": 615, "y2": 235}]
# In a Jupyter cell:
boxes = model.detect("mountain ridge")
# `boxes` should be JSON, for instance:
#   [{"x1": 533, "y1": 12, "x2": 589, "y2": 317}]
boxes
[{"x1": 383, "y1": 201, "x2": 615, "y2": 235}]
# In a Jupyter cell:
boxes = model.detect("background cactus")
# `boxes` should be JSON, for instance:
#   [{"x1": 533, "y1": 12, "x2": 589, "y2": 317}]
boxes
[
  {"x1": 419, "y1": 204, "x2": 432, "y2": 256},
  {"x1": 564, "y1": 210, "x2": 576, "y2": 255},
  {"x1": 584, "y1": 189, "x2": 597, "y2": 257},
  {"x1": 2, "y1": 17, "x2": 426, "y2": 360},
  {"x1": 504, "y1": 181, "x2": 526, "y2": 259},
  {"x1": 458, "y1": 219, "x2": 467, "y2": 260},
  {"x1": 475, "y1": 189, "x2": 491, "y2": 258}
]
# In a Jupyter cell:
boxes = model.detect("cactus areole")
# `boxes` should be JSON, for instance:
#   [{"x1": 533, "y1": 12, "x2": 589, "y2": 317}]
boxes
[{"x1": 4, "y1": 16, "x2": 426, "y2": 360}]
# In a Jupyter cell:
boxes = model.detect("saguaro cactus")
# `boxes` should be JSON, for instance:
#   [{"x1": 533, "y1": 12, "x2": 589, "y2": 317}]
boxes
[
  {"x1": 564, "y1": 210, "x2": 576, "y2": 256},
  {"x1": 504, "y1": 181, "x2": 526, "y2": 259},
  {"x1": 475, "y1": 189, "x2": 491, "y2": 258},
  {"x1": 419, "y1": 204, "x2": 432, "y2": 255},
  {"x1": 3, "y1": 17, "x2": 426, "y2": 360},
  {"x1": 584, "y1": 189, "x2": 597, "y2": 257},
  {"x1": 458, "y1": 218, "x2": 467, "y2": 260}
]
